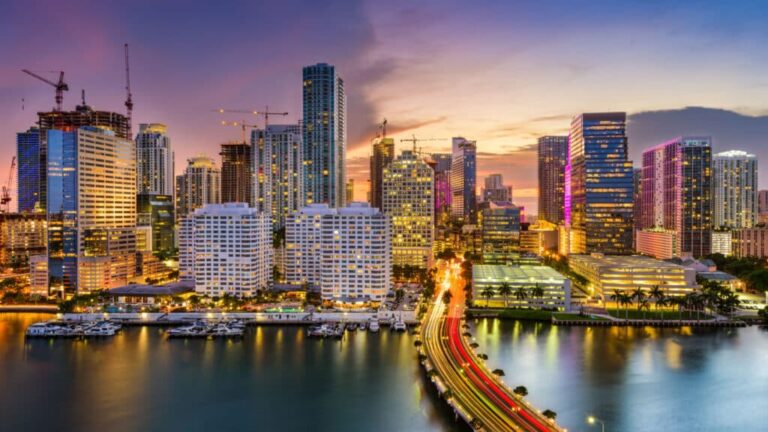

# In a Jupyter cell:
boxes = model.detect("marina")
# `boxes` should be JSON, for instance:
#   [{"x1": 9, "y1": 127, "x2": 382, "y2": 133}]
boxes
[{"x1": 25, "y1": 320, "x2": 122, "y2": 338}]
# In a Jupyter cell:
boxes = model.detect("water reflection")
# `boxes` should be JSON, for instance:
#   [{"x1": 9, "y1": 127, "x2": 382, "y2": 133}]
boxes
[{"x1": 471, "y1": 319, "x2": 768, "y2": 431}]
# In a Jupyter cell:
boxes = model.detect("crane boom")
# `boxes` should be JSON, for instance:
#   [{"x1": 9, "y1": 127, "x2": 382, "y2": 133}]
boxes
[
  {"x1": 213, "y1": 107, "x2": 288, "y2": 131},
  {"x1": 1, "y1": 156, "x2": 16, "y2": 212},
  {"x1": 124, "y1": 43, "x2": 134, "y2": 137},
  {"x1": 21, "y1": 69, "x2": 69, "y2": 111}
]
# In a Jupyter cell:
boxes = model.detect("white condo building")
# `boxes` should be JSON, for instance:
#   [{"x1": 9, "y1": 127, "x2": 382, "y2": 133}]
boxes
[
  {"x1": 179, "y1": 203, "x2": 271, "y2": 297},
  {"x1": 135, "y1": 123, "x2": 174, "y2": 196},
  {"x1": 285, "y1": 203, "x2": 337, "y2": 287},
  {"x1": 382, "y1": 150, "x2": 434, "y2": 269},
  {"x1": 286, "y1": 203, "x2": 391, "y2": 303},
  {"x1": 713, "y1": 150, "x2": 758, "y2": 229}
]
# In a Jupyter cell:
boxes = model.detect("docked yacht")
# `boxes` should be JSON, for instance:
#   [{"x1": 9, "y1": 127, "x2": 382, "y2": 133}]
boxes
[
  {"x1": 368, "y1": 319, "x2": 380, "y2": 333},
  {"x1": 392, "y1": 320, "x2": 407, "y2": 332}
]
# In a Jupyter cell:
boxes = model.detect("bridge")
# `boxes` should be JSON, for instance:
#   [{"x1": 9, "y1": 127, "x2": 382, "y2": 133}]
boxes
[{"x1": 419, "y1": 261, "x2": 564, "y2": 431}]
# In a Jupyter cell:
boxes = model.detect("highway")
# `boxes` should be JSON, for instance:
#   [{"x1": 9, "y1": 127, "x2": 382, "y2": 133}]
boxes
[{"x1": 420, "y1": 260, "x2": 562, "y2": 432}]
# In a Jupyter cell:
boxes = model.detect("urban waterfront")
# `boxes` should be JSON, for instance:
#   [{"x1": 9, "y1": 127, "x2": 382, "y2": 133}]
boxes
[{"x1": 4, "y1": 313, "x2": 768, "y2": 431}]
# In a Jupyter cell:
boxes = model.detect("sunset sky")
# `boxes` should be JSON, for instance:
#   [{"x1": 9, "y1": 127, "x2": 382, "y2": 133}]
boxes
[{"x1": 3, "y1": 0, "x2": 768, "y2": 213}]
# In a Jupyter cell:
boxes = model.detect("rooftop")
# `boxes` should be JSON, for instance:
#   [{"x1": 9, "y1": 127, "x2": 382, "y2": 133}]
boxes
[
  {"x1": 109, "y1": 282, "x2": 193, "y2": 297},
  {"x1": 473, "y1": 265, "x2": 567, "y2": 283},
  {"x1": 570, "y1": 254, "x2": 686, "y2": 269}
]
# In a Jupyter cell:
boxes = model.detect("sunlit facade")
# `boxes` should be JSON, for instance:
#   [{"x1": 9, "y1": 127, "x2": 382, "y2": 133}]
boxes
[
  {"x1": 569, "y1": 254, "x2": 698, "y2": 301},
  {"x1": 382, "y1": 150, "x2": 434, "y2": 269},
  {"x1": 713, "y1": 150, "x2": 758, "y2": 229},
  {"x1": 46, "y1": 126, "x2": 136, "y2": 296},
  {"x1": 637, "y1": 137, "x2": 712, "y2": 258},
  {"x1": 566, "y1": 113, "x2": 633, "y2": 255},
  {"x1": 302, "y1": 63, "x2": 346, "y2": 207},
  {"x1": 537, "y1": 136, "x2": 568, "y2": 224}
]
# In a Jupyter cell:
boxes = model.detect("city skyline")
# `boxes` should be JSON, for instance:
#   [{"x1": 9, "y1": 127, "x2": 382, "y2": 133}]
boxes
[{"x1": 4, "y1": 1, "x2": 768, "y2": 214}]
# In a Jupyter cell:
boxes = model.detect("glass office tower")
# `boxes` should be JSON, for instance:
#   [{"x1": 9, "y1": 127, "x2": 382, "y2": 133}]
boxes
[
  {"x1": 566, "y1": 113, "x2": 634, "y2": 255},
  {"x1": 17, "y1": 127, "x2": 42, "y2": 213}
]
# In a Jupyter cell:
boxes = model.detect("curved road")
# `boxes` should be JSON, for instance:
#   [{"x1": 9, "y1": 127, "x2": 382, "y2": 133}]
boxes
[{"x1": 421, "y1": 261, "x2": 562, "y2": 432}]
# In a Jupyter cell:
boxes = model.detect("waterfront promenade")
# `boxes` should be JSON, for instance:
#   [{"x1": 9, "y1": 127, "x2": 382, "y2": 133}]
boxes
[{"x1": 420, "y1": 263, "x2": 562, "y2": 432}]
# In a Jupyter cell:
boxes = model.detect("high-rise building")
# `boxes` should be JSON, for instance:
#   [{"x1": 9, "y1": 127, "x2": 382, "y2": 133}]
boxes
[
  {"x1": 252, "y1": 125, "x2": 304, "y2": 230},
  {"x1": 732, "y1": 227, "x2": 768, "y2": 258},
  {"x1": 450, "y1": 137, "x2": 477, "y2": 223},
  {"x1": 220, "y1": 142, "x2": 252, "y2": 205},
  {"x1": 382, "y1": 150, "x2": 434, "y2": 269},
  {"x1": 179, "y1": 203, "x2": 271, "y2": 297},
  {"x1": 302, "y1": 63, "x2": 346, "y2": 207},
  {"x1": 137, "y1": 193, "x2": 175, "y2": 253},
  {"x1": 431, "y1": 153, "x2": 452, "y2": 226},
  {"x1": 479, "y1": 202, "x2": 521, "y2": 264},
  {"x1": 566, "y1": 113, "x2": 634, "y2": 255},
  {"x1": 285, "y1": 203, "x2": 337, "y2": 287},
  {"x1": 320, "y1": 203, "x2": 391, "y2": 303},
  {"x1": 636, "y1": 137, "x2": 712, "y2": 258},
  {"x1": 176, "y1": 156, "x2": 221, "y2": 218},
  {"x1": 713, "y1": 150, "x2": 758, "y2": 229},
  {"x1": 758, "y1": 190, "x2": 768, "y2": 224},
  {"x1": 46, "y1": 126, "x2": 136, "y2": 296},
  {"x1": 346, "y1": 179, "x2": 355, "y2": 203},
  {"x1": 135, "y1": 123, "x2": 174, "y2": 196},
  {"x1": 537, "y1": 136, "x2": 568, "y2": 224},
  {"x1": 16, "y1": 127, "x2": 42, "y2": 213},
  {"x1": 35, "y1": 103, "x2": 130, "y2": 212},
  {"x1": 370, "y1": 137, "x2": 395, "y2": 210},
  {"x1": 481, "y1": 174, "x2": 512, "y2": 202}
]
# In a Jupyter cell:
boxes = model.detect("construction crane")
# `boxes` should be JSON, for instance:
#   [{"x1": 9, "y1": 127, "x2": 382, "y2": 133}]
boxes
[
  {"x1": 21, "y1": 70, "x2": 69, "y2": 111},
  {"x1": 124, "y1": 43, "x2": 134, "y2": 138},
  {"x1": 399, "y1": 135, "x2": 447, "y2": 155},
  {"x1": 213, "y1": 107, "x2": 288, "y2": 131},
  {"x1": 1, "y1": 157, "x2": 16, "y2": 213},
  {"x1": 218, "y1": 120, "x2": 259, "y2": 143}
]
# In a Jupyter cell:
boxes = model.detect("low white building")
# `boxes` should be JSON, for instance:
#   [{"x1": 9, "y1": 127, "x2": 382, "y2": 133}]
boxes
[
  {"x1": 179, "y1": 203, "x2": 271, "y2": 297},
  {"x1": 711, "y1": 230, "x2": 732, "y2": 256},
  {"x1": 285, "y1": 203, "x2": 337, "y2": 287},
  {"x1": 472, "y1": 265, "x2": 571, "y2": 311}
]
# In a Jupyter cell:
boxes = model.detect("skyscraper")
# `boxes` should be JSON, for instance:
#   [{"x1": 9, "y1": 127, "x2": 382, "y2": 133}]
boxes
[
  {"x1": 220, "y1": 142, "x2": 252, "y2": 204},
  {"x1": 566, "y1": 113, "x2": 633, "y2": 255},
  {"x1": 758, "y1": 190, "x2": 768, "y2": 224},
  {"x1": 135, "y1": 123, "x2": 174, "y2": 196},
  {"x1": 382, "y1": 150, "x2": 434, "y2": 269},
  {"x1": 713, "y1": 150, "x2": 758, "y2": 229},
  {"x1": 31, "y1": 102, "x2": 129, "y2": 212},
  {"x1": 46, "y1": 126, "x2": 136, "y2": 296},
  {"x1": 16, "y1": 127, "x2": 42, "y2": 213},
  {"x1": 176, "y1": 156, "x2": 221, "y2": 218},
  {"x1": 302, "y1": 63, "x2": 346, "y2": 207},
  {"x1": 450, "y1": 137, "x2": 477, "y2": 223},
  {"x1": 480, "y1": 202, "x2": 521, "y2": 264},
  {"x1": 370, "y1": 137, "x2": 395, "y2": 210},
  {"x1": 481, "y1": 174, "x2": 512, "y2": 202},
  {"x1": 636, "y1": 137, "x2": 712, "y2": 258},
  {"x1": 431, "y1": 153, "x2": 452, "y2": 226},
  {"x1": 537, "y1": 136, "x2": 568, "y2": 224},
  {"x1": 252, "y1": 125, "x2": 304, "y2": 231},
  {"x1": 137, "y1": 193, "x2": 175, "y2": 253}
]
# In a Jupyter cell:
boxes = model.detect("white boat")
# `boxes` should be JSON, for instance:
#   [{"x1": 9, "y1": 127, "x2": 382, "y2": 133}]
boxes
[
  {"x1": 368, "y1": 319, "x2": 380, "y2": 333},
  {"x1": 26, "y1": 322, "x2": 64, "y2": 337},
  {"x1": 392, "y1": 321, "x2": 407, "y2": 332},
  {"x1": 82, "y1": 326, "x2": 116, "y2": 337},
  {"x1": 358, "y1": 322, "x2": 367, "y2": 331}
]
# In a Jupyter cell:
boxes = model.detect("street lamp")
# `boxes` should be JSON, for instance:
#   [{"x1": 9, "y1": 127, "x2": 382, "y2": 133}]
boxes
[{"x1": 587, "y1": 415, "x2": 605, "y2": 432}]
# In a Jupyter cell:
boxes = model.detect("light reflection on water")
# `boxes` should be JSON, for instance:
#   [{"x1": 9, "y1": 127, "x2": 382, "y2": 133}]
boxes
[
  {"x1": 0, "y1": 313, "x2": 461, "y2": 432},
  {"x1": 471, "y1": 318, "x2": 768, "y2": 432}
]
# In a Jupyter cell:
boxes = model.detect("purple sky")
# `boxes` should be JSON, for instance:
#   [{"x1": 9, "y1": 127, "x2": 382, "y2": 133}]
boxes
[{"x1": 3, "y1": 0, "x2": 768, "y2": 213}]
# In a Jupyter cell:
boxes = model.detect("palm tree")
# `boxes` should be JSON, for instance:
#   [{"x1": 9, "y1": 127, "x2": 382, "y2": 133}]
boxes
[
  {"x1": 620, "y1": 293, "x2": 633, "y2": 320},
  {"x1": 513, "y1": 385, "x2": 528, "y2": 398},
  {"x1": 609, "y1": 289, "x2": 622, "y2": 316},
  {"x1": 514, "y1": 286, "x2": 528, "y2": 307},
  {"x1": 442, "y1": 290, "x2": 453, "y2": 306},
  {"x1": 631, "y1": 287, "x2": 646, "y2": 313},
  {"x1": 542, "y1": 409, "x2": 557, "y2": 421},
  {"x1": 531, "y1": 283, "x2": 545, "y2": 309},
  {"x1": 481, "y1": 286, "x2": 495, "y2": 307},
  {"x1": 498, "y1": 283, "x2": 512, "y2": 308}
]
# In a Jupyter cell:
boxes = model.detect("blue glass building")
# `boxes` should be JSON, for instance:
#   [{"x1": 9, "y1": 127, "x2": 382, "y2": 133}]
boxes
[
  {"x1": 450, "y1": 137, "x2": 477, "y2": 223},
  {"x1": 302, "y1": 63, "x2": 346, "y2": 207},
  {"x1": 16, "y1": 127, "x2": 42, "y2": 213},
  {"x1": 567, "y1": 113, "x2": 634, "y2": 254}
]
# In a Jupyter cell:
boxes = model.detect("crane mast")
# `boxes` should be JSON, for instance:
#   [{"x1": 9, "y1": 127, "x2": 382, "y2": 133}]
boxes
[{"x1": 124, "y1": 43, "x2": 134, "y2": 138}]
